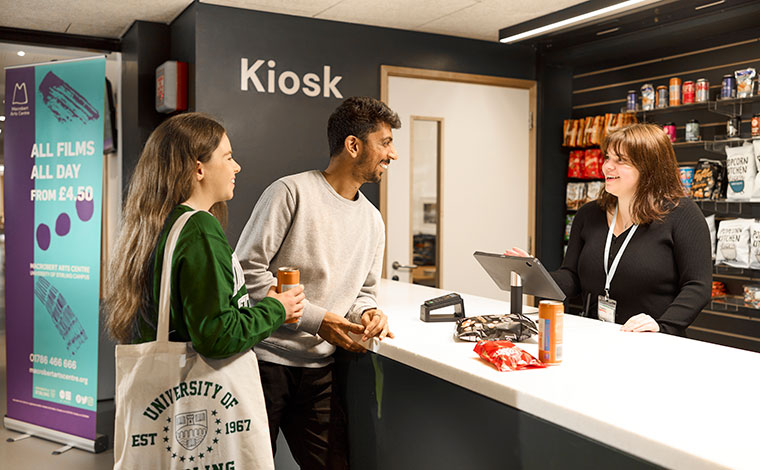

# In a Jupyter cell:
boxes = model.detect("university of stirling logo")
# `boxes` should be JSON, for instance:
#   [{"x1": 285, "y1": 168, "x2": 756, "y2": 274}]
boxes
[
  {"x1": 136, "y1": 380, "x2": 246, "y2": 465},
  {"x1": 162, "y1": 409, "x2": 224, "y2": 463},
  {"x1": 175, "y1": 410, "x2": 208, "y2": 450}
]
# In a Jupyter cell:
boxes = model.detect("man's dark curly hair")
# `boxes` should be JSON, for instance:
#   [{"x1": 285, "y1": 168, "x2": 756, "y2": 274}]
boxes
[{"x1": 327, "y1": 97, "x2": 401, "y2": 157}]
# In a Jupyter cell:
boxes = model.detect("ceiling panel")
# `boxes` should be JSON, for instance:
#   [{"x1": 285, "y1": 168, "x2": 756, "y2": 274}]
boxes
[
  {"x1": 0, "y1": 0, "x2": 192, "y2": 38},
  {"x1": 315, "y1": 0, "x2": 479, "y2": 31},
  {"x1": 201, "y1": 0, "x2": 341, "y2": 17},
  {"x1": 0, "y1": 0, "x2": 593, "y2": 41},
  {"x1": 418, "y1": 0, "x2": 588, "y2": 41}
]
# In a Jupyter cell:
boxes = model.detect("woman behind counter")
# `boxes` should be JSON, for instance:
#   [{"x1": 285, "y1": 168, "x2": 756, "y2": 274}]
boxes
[
  {"x1": 105, "y1": 112, "x2": 305, "y2": 355},
  {"x1": 508, "y1": 123, "x2": 711, "y2": 335}
]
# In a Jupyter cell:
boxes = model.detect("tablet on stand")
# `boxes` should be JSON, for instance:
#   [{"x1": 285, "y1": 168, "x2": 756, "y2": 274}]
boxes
[{"x1": 473, "y1": 251, "x2": 566, "y2": 317}]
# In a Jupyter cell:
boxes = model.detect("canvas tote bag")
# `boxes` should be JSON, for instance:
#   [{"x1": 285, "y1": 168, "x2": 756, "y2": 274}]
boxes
[{"x1": 114, "y1": 210, "x2": 274, "y2": 469}]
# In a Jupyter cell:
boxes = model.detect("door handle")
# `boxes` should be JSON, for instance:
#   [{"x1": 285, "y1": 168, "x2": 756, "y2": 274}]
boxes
[{"x1": 392, "y1": 261, "x2": 418, "y2": 271}]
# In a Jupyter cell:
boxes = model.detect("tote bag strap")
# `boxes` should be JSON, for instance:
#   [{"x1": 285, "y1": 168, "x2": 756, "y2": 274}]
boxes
[{"x1": 156, "y1": 210, "x2": 199, "y2": 342}]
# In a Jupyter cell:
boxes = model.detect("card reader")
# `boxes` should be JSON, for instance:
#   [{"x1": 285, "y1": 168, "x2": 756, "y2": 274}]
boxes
[{"x1": 420, "y1": 293, "x2": 465, "y2": 322}]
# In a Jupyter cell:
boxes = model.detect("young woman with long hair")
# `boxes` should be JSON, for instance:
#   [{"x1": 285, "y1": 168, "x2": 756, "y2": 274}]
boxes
[
  {"x1": 105, "y1": 112, "x2": 303, "y2": 356},
  {"x1": 507, "y1": 123, "x2": 711, "y2": 335}
]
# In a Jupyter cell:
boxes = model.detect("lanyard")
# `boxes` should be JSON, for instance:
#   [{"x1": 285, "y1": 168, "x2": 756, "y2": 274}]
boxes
[{"x1": 603, "y1": 206, "x2": 638, "y2": 298}]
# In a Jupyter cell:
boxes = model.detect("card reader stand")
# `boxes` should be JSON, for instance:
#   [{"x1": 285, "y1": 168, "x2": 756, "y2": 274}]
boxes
[{"x1": 420, "y1": 293, "x2": 465, "y2": 322}]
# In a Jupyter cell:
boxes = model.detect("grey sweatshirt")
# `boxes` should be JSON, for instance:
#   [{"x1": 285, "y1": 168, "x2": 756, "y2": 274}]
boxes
[{"x1": 235, "y1": 170, "x2": 385, "y2": 367}]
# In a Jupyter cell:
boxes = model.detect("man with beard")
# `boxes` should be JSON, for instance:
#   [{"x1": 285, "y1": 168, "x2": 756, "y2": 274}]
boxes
[{"x1": 235, "y1": 96, "x2": 400, "y2": 469}]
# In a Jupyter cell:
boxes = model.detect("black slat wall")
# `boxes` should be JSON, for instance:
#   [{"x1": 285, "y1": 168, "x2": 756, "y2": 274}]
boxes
[{"x1": 566, "y1": 36, "x2": 760, "y2": 352}]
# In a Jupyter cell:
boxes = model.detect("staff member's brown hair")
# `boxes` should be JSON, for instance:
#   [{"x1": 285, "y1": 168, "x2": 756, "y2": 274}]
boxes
[{"x1": 598, "y1": 123, "x2": 686, "y2": 225}]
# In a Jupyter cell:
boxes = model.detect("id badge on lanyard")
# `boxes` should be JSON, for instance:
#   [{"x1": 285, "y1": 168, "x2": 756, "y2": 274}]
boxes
[{"x1": 599, "y1": 206, "x2": 637, "y2": 323}]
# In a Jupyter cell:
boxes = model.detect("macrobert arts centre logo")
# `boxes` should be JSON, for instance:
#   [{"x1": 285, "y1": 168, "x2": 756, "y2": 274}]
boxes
[{"x1": 131, "y1": 380, "x2": 247, "y2": 470}]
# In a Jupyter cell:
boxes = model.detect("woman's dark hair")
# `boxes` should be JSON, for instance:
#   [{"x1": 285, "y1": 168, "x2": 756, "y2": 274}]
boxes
[
  {"x1": 327, "y1": 96, "x2": 401, "y2": 157},
  {"x1": 598, "y1": 123, "x2": 686, "y2": 225}
]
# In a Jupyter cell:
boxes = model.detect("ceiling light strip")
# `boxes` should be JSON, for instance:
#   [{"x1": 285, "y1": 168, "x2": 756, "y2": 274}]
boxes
[
  {"x1": 500, "y1": 0, "x2": 654, "y2": 44},
  {"x1": 695, "y1": 0, "x2": 726, "y2": 11}
]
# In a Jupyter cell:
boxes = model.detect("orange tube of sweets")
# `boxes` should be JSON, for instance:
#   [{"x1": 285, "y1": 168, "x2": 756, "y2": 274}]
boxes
[
  {"x1": 277, "y1": 267, "x2": 300, "y2": 323},
  {"x1": 538, "y1": 300, "x2": 563, "y2": 365}
]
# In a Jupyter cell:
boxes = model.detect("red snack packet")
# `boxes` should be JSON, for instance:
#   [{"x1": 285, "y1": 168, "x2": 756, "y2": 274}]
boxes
[
  {"x1": 568, "y1": 150, "x2": 583, "y2": 178},
  {"x1": 582, "y1": 149, "x2": 604, "y2": 179},
  {"x1": 474, "y1": 340, "x2": 547, "y2": 372}
]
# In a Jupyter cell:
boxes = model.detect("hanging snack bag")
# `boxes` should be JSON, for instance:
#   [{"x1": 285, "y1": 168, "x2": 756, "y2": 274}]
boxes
[
  {"x1": 712, "y1": 281, "x2": 727, "y2": 297},
  {"x1": 750, "y1": 221, "x2": 760, "y2": 270},
  {"x1": 691, "y1": 159, "x2": 724, "y2": 200},
  {"x1": 705, "y1": 214, "x2": 717, "y2": 260},
  {"x1": 568, "y1": 150, "x2": 583, "y2": 178},
  {"x1": 586, "y1": 181, "x2": 605, "y2": 203},
  {"x1": 566, "y1": 183, "x2": 586, "y2": 210},
  {"x1": 735, "y1": 68, "x2": 756, "y2": 98},
  {"x1": 565, "y1": 214, "x2": 575, "y2": 241},
  {"x1": 726, "y1": 143, "x2": 756, "y2": 200},
  {"x1": 716, "y1": 218, "x2": 753, "y2": 268},
  {"x1": 474, "y1": 340, "x2": 546, "y2": 372},
  {"x1": 583, "y1": 148, "x2": 604, "y2": 179}
]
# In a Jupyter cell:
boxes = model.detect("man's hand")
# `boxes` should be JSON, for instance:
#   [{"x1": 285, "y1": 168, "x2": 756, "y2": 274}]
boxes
[
  {"x1": 360, "y1": 309, "x2": 394, "y2": 342},
  {"x1": 318, "y1": 312, "x2": 367, "y2": 353}
]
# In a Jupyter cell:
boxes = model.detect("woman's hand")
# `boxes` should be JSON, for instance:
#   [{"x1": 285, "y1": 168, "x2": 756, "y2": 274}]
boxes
[
  {"x1": 504, "y1": 247, "x2": 531, "y2": 257},
  {"x1": 266, "y1": 285, "x2": 305, "y2": 323},
  {"x1": 620, "y1": 313, "x2": 660, "y2": 332}
]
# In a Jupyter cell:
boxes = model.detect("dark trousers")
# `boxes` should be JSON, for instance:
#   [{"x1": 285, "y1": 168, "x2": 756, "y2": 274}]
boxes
[{"x1": 258, "y1": 361, "x2": 349, "y2": 470}]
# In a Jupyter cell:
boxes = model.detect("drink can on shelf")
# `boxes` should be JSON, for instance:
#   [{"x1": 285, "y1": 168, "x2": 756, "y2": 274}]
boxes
[
  {"x1": 752, "y1": 114, "x2": 760, "y2": 138},
  {"x1": 656, "y1": 85, "x2": 668, "y2": 109},
  {"x1": 641, "y1": 84, "x2": 655, "y2": 111},
  {"x1": 696, "y1": 78, "x2": 709, "y2": 102},
  {"x1": 686, "y1": 119, "x2": 700, "y2": 142},
  {"x1": 721, "y1": 74, "x2": 736, "y2": 99},
  {"x1": 538, "y1": 300, "x2": 563, "y2": 365},
  {"x1": 663, "y1": 122, "x2": 676, "y2": 143},
  {"x1": 727, "y1": 116, "x2": 741, "y2": 138},
  {"x1": 669, "y1": 77, "x2": 682, "y2": 106},
  {"x1": 682, "y1": 81, "x2": 695, "y2": 104},
  {"x1": 626, "y1": 90, "x2": 637, "y2": 111},
  {"x1": 679, "y1": 166, "x2": 695, "y2": 192}
]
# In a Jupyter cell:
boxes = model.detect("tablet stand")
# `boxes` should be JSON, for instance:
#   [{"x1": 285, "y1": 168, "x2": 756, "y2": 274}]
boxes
[{"x1": 510, "y1": 271, "x2": 523, "y2": 316}]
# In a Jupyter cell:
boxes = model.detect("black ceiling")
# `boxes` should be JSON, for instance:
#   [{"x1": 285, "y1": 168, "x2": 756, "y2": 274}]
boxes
[{"x1": 512, "y1": 0, "x2": 760, "y2": 68}]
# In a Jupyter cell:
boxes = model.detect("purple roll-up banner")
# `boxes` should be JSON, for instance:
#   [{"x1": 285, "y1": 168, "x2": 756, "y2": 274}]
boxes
[{"x1": 4, "y1": 57, "x2": 105, "y2": 444}]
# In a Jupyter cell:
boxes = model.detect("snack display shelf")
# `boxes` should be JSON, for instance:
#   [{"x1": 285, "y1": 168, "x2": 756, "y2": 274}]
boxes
[
  {"x1": 671, "y1": 140, "x2": 705, "y2": 148},
  {"x1": 708, "y1": 296, "x2": 760, "y2": 318},
  {"x1": 713, "y1": 264, "x2": 760, "y2": 280},
  {"x1": 620, "y1": 100, "x2": 708, "y2": 116},
  {"x1": 619, "y1": 95, "x2": 760, "y2": 118},
  {"x1": 703, "y1": 136, "x2": 758, "y2": 154},
  {"x1": 707, "y1": 94, "x2": 760, "y2": 118},
  {"x1": 694, "y1": 199, "x2": 760, "y2": 218}
]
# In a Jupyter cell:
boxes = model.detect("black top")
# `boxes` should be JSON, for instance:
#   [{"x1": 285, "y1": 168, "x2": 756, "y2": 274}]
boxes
[{"x1": 552, "y1": 197, "x2": 712, "y2": 336}]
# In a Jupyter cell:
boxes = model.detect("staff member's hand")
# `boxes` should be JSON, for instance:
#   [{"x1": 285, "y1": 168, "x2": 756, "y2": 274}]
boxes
[
  {"x1": 504, "y1": 247, "x2": 531, "y2": 257},
  {"x1": 360, "y1": 308, "x2": 395, "y2": 342},
  {"x1": 318, "y1": 312, "x2": 366, "y2": 353},
  {"x1": 621, "y1": 313, "x2": 660, "y2": 332}
]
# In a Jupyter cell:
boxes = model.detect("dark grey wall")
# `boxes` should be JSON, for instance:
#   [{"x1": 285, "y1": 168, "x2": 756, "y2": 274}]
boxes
[
  {"x1": 121, "y1": 21, "x2": 170, "y2": 189},
  {"x1": 178, "y1": 3, "x2": 535, "y2": 245}
]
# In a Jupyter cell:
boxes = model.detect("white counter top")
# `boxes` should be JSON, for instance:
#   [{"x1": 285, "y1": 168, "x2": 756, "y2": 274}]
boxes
[{"x1": 363, "y1": 279, "x2": 760, "y2": 470}]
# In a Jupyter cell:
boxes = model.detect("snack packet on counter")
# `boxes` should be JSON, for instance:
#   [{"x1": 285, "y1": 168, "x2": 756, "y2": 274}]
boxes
[
  {"x1": 456, "y1": 314, "x2": 537, "y2": 343},
  {"x1": 474, "y1": 340, "x2": 546, "y2": 372}
]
